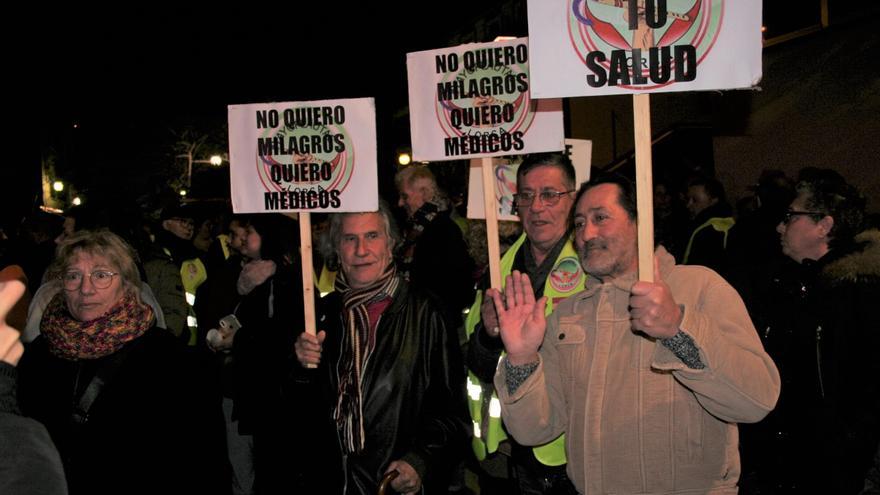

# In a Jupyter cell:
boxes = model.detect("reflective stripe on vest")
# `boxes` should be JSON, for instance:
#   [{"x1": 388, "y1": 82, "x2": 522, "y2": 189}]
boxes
[
  {"x1": 218, "y1": 234, "x2": 231, "y2": 260},
  {"x1": 464, "y1": 233, "x2": 586, "y2": 465},
  {"x1": 314, "y1": 263, "x2": 337, "y2": 297},
  {"x1": 682, "y1": 216, "x2": 735, "y2": 264},
  {"x1": 181, "y1": 258, "x2": 207, "y2": 346}
]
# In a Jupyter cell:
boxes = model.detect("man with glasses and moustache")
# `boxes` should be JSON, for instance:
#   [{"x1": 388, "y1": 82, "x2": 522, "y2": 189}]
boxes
[{"x1": 465, "y1": 153, "x2": 586, "y2": 494}]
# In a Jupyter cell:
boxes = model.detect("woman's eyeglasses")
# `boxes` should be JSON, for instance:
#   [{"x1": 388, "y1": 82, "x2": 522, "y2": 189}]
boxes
[
  {"x1": 61, "y1": 270, "x2": 119, "y2": 291},
  {"x1": 781, "y1": 210, "x2": 823, "y2": 224}
]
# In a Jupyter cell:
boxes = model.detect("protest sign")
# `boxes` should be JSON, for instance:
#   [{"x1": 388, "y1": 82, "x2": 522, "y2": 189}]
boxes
[
  {"x1": 228, "y1": 98, "x2": 377, "y2": 213},
  {"x1": 407, "y1": 37, "x2": 564, "y2": 161},
  {"x1": 528, "y1": 0, "x2": 762, "y2": 98}
]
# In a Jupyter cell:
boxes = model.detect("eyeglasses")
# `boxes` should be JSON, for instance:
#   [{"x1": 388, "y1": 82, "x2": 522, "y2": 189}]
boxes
[
  {"x1": 60, "y1": 270, "x2": 119, "y2": 291},
  {"x1": 512, "y1": 190, "x2": 575, "y2": 208},
  {"x1": 781, "y1": 210, "x2": 824, "y2": 224}
]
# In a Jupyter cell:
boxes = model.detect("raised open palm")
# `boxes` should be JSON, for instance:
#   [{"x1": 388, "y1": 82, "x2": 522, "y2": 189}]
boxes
[{"x1": 488, "y1": 271, "x2": 547, "y2": 365}]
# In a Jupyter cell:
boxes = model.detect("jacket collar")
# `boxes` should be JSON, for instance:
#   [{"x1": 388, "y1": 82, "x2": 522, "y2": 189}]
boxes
[
  {"x1": 577, "y1": 246, "x2": 675, "y2": 300},
  {"x1": 382, "y1": 278, "x2": 410, "y2": 315},
  {"x1": 820, "y1": 229, "x2": 880, "y2": 285}
]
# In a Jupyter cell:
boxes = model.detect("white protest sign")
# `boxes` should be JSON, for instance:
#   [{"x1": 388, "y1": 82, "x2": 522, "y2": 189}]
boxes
[
  {"x1": 528, "y1": 0, "x2": 762, "y2": 98},
  {"x1": 467, "y1": 139, "x2": 593, "y2": 220},
  {"x1": 228, "y1": 98, "x2": 377, "y2": 213},
  {"x1": 407, "y1": 37, "x2": 564, "y2": 161}
]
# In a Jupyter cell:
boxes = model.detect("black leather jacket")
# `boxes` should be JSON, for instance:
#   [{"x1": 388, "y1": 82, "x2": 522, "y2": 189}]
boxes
[{"x1": 303, "y1": 280, "x2": 470, "y2": 494}]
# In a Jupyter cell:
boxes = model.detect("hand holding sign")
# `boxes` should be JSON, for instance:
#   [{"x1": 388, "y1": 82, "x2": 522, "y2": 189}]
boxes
[
  {"x1": 629, "y1": 257, "x2": 682, "y2": 339},
  {"x1": 294, "y1": 330, "x2": 326, "y2": 367}
]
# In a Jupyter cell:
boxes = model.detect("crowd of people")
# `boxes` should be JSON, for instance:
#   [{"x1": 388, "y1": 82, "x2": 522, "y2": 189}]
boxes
[{"x1": 0, "y1": 153, "x2": 877, "y2": 494}]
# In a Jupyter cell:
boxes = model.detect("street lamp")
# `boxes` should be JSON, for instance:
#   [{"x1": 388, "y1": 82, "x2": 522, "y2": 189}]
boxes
[
  {"x1": 53, "y1": 180, "x2": 64, "y2": 192},
  {"x1": 181, "y1": 154, "x2": 227, "y2": 187}
]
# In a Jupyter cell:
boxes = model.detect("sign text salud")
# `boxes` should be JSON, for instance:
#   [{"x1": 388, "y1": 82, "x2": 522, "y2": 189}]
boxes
[{"x1": 528, "y1": 0, "x2": 763, "y2": 98}]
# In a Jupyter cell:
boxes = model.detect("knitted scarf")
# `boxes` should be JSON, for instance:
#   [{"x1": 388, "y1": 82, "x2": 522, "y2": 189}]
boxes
[
  {"x1": 397, "y1": 201, "x2": 441, "y2": 282},
  {"x1": 333, "y1": 263, "x2": 399, "y2": 454},
  {"x1": 41, "y1": 290, "x2": 154, "y2": 361}
]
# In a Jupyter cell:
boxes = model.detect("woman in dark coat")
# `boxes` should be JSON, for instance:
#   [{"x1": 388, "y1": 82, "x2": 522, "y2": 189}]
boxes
[
  {"x1": 738, "y1": 170, "x2": 880, "y2": 494},
  {"x1": 17, "y1": 230, "x2": 229, "y2": 495},
  {"x1": 207, "y1": 214, "x2": 306, "y2": 493}
]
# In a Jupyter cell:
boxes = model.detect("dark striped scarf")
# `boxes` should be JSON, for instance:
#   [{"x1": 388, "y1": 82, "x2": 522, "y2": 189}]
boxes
[{"x1": 333, "y1": 263, "x2": 399, "y2": 454}]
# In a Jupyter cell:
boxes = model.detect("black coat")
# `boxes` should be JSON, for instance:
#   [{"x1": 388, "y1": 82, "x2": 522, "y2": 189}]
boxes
[
  {"x1": 194, "y1": 253, "x2": 244, "y2": 349},
  {"x1": 230, "y1": 263, "x2": 303, "y2": 433},
  {"x1": 681, "y1": 201, "x2": 733, "y2": 274},
  {"x1": 402, "y1": 212, "x2": 475, "y2": 325},
  {"x1": 226, "y1": 262, "x2": 310, "y2": 492},
  {"x1": 296, "y1": 281, "x2": 470, "y2": 495},
  {"x1": 740, "y1": 230, "x2": 880, "y2": 494},
  {"x1": 0, "y1": 362, "x2": 67, "y2": 495},
  {"x1": 17, "y1": 328, "x2": 229, "y2": 495}
]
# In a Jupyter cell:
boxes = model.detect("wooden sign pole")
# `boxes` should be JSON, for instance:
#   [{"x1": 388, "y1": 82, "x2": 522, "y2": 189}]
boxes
[
  {"x1": 633, "y1": 93, "x2": 655, "y2": 283},
  {"x1": 481, "y1": 157, "x2": 503, "y2": 290},
  {"x1": 299, "y1": 212, "x2": 318, "y2": 368}
]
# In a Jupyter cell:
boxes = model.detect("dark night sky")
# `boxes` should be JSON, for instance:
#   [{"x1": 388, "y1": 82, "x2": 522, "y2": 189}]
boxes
[
  {"x1": 3, "y1": 2, "x2": 520, "y2": 219},
  {"x1": 5, "y1": 1, "x2": 844, "y2": 223},
  {"x1": 29, "y1": 4, "x2": 518, "y2": 129}
]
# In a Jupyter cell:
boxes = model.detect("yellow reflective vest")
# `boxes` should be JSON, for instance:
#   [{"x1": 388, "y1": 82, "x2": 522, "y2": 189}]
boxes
[
  {"x1": 181, "y1": 258, "x2": 207, "y2": 346},
  {"x1": 314, "y1": 263, "x2": 337, "y2": 296},
  {"x1": 682, "y1": 216, "x2": 735, "y2": 264},
  {"x1": 465, "y1": 233, "x2": 586, "y2": 466}
]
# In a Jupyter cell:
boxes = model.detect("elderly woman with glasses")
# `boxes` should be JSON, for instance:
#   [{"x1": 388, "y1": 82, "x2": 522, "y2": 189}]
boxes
[{"x1": 17, "y1": 230, "x2": 228, "y2": 495}]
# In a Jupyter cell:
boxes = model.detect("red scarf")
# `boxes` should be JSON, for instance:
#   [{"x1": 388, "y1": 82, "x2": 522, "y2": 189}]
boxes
[{"x1": 41, "y1": 290, "x2": 154, "y2": 361}]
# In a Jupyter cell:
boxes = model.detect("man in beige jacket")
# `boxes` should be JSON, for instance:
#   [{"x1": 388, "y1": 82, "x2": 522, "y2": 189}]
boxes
[{"x1": 491, "y1": 174, "x2": 780, "y2": 494}]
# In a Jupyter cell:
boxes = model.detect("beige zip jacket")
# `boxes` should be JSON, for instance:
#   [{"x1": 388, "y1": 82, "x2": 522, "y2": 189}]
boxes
[{"x1": 496, "y1": 247, "x2": 780, "y2": 494}]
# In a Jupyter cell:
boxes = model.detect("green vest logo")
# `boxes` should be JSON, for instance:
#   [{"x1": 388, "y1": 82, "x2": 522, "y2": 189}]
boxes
[{"x1": 550, "y1": 256, "x2": 583, "y2": 293}]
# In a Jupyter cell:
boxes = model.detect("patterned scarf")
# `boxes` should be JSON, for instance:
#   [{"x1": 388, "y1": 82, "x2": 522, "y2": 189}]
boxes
[
  {"x1": 333, "y1": 263, "x2": 399, "y2": 454},
  {"x1": 397, "y1": 201, "x2": 441, "y2": 282},
  {"x1": 41, "y1": 290, "x2": 154, "y2": 361}
]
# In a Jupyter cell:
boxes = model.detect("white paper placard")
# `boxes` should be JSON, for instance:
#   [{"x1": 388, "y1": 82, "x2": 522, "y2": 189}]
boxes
[{"x1": 228, "y1": 98, "x2": 378, "y2": 213}]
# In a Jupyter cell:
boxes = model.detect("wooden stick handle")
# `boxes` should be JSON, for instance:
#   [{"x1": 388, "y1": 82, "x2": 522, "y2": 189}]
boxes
[
  {"x1": 633, "y1": 93, "x2": 655, "y2": 282},
  {"x1": 299, "y1": 212, "x2": 318, "y2": 369},
  {"x1": 481, "y1": 157, "x2": 503, "y2": 289}
]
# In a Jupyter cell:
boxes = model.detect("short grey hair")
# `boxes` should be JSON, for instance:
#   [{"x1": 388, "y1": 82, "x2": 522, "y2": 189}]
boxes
[
  {"x1": 394, "y1": 166, "x2": 438, "y2": 201},
  {"x1": 517, "y1": 153, "x2": 576, "y2": 192}
]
